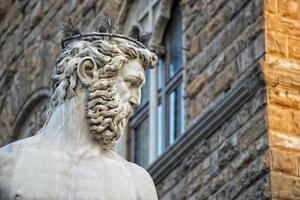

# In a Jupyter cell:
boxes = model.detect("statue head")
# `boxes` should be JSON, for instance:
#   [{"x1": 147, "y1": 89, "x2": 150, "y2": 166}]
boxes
[{"x1": 49, "y1": 19, "x2": 158, "y2": 149}]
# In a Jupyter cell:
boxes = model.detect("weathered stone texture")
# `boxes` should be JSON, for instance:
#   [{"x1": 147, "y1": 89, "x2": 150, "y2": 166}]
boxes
[
  {"x1": 263, "y1": 0, "x2": 300, "y2": 199},
  {"x1": 0, "y1": 0, "x2": 122, "y2": 146},
  {"x1": 183, "y1": 0, "x2": 264, "y2": 125},
  {"x1": 152, "y1": 0, "x2": 270, "y2": 199},
  {"x1": 156, "y1": 87, "x2": 270, "y2": 199}
]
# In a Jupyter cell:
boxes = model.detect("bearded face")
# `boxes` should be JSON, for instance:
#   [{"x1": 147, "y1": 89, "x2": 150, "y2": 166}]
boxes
[
  {"x1": 78, "y1": 58, "x2": 145, "y2": 149},
  {"x1": 86, "y1": 78, "x2": 134, "y2": 149}
]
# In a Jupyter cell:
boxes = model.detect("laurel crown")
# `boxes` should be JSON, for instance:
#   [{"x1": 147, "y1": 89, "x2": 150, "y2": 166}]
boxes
[{"x1": 61, "y1": 18, "x2": 152, "y2": 49}]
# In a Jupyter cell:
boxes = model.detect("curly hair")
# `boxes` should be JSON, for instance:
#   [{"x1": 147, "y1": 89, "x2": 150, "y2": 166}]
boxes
[
  {"x1": 48, "y1": 38, "x2": 157, "y2": 149},
  {"x1": 50, "y1": 38, "x2": 157, "y2": 109}
]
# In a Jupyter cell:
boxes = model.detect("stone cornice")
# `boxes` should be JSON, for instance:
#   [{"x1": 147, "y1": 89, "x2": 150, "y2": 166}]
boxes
[{"x1": 148, "y1": 67, "x2": 264, "y2": 184}]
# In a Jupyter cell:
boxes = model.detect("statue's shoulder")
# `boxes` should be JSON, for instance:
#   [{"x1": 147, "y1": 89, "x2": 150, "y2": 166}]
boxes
[
  {"x1": 0, "y1": 135, "x2": 41, "y2": 162},
  {"x1": 109, "y1": 151, "x2": 158, "y2": 199},
  {"x1": 0, "y1": 139, "x2": 24, "y2": 165},
  {"x1": 126, "y1": 162, "x2": 153, "y2": 183},
  {"x1": 0, "y1": 142, "x2": 14, "y2": 164},
  {"x1": 110, "y1": 151, "x2": 151, "y2": 178},
  {"x1": 0, "y1": 144, "x2": 15, "y2": 199},
  {"x1": 125, "y1": 162, "x2": 158, "y2": 200},
  {"x1": 0, "y1": 142, "x2": 16, "y2": 180}
]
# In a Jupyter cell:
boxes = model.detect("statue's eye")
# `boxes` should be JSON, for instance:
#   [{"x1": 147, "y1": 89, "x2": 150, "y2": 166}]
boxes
[
  {"x1": 124, "y1": 77, "x2": 138, "y2": 88},
  {"x1": 125, "y1": 80, "x2": 133, "y2": 87},
  {"x1": 124, "y1": 79, "x2": 132, "y2": 88},
  {"x1": 124, "y1": 75, "x2": 144, "y2": 88}
]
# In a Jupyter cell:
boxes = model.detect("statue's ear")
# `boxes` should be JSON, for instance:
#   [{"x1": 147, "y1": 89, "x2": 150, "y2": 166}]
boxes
[{"x1": 77, "y1": 57, "x2": 98, "y2": 86}]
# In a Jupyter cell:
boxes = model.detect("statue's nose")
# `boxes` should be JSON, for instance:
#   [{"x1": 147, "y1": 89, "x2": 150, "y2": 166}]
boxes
[
  {"x1": 129, "y1": 97, "x2": 140, "y2": 107},
  {"x1": 129, "y1": 88, "x2": 141, "y2": 106}
]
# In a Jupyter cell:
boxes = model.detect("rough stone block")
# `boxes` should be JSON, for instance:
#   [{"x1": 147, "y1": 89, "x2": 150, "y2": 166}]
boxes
[
  {"x1": 218, "y1": 136, "x2": 238, "y2": 169},
  {"x1": 266, "y1": 32, "x2": 288, "y2": 57},
  {"x1": 265, "y1": 13, "x2": 300, "y2": 37},
  {"x1": 268, "y1": 104, "x2": 293, "y2": 134},
  {"x1": 199, "y1": 62, "x2": 234, "y2": 111},
  {"x1": 186, "y1": 0, "x2": 263, "y2": 85},
  {"x1": 186, "y1": 73, "x2": 207, "y2": 98},
  {"x1": 238, "y1": 111, "x2": 266, "y2": 150},
  {"x1": 271, "y1": 148, "x2": 298, "y2": 176},
  {"x1": 212, "y1": 63, "x2": 235, "y2": 96},
  {"x1": 256, "y1": 134, "x2": 269, "y2": 153},
  {"x1": 288, "y1": 37, "x2": 300, "y2": 60},
  {"x1": 268, "y1": 105, "x2": 300, "y2": 136},
  {"x1": 272, "y1": 172, "x2": 300, "y2": 199},
  {"x1": 236, "y1": 176, "x2": 271, "y2": 200},
  {"x1": 269, "y1": 130, "x2": 300, "y2": 151},
  {"x1": 215, "y1": 153, "x2": 269, "y2": 199},
  {"x1": 265, "y1": 0, "x2": 278, "y2": 14},
  {"x1": 0, "y1": 0, "x2": 13, "y2": 20},
  {"x1": 201, "y1": 0, "x2": 250, "y2": 52},
  {"x1": 30, "y1": 1, "x2": 43, "y2": 28},
  {"x1": 278, "y1": 0, "x2": 300, "y2": 20}
]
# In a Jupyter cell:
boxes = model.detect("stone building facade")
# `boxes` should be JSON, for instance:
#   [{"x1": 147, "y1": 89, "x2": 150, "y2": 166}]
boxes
[{"x1": 0, "y1": 0, "x2": 299, "y2": 199}]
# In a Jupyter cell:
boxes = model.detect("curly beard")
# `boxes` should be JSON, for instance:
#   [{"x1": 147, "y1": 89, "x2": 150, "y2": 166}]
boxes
[{"x1": 86, "y1": 78, "x2": 133, "y2": 149}]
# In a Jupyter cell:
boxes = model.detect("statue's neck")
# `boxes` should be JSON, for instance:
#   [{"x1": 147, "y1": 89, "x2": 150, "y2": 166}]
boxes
[{"x1": 40, "y1": 89, "x2": 104, "y2": 157}]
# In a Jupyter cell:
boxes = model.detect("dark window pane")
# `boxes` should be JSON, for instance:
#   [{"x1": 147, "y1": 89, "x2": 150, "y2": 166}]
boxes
[
  {"x1": 157, "y1": 103, "x2": 164, "y2": 156},
  {"x1": 134, "y1": 117, "x2": 149, "y2": 168},
  {"x1": 180, "y1": 82, "x2": 185, "y2": 135},
  {"x1": 167, "y1": 2, "x2": 183, "y2": 79},
  {"x1": 168, "y1": 81, "x2": 184, "y2": 145},
  {"x1": 169, "y1": 91, "x2": 176, "y2": 144},
  {"x1": 157, "y1": 59, "x2": 164, "y2": 90}
]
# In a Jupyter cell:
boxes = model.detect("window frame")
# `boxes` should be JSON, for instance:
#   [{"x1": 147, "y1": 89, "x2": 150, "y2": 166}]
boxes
[
  {"x1": 126, "y1": 0, "x2": 185, "y2": 167},
  {"x1": 158, "y1": 63, "x2": 183, "y2": 149}
]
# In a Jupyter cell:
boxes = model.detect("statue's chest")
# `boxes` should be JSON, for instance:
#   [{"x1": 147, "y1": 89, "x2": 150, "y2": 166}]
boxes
[{"x1": 9, "y1": 153, "x2": 139, "y2": 200}]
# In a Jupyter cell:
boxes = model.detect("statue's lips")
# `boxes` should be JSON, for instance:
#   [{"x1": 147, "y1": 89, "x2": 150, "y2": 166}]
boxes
[{"x1": 126, "y1": 105, "x2": 133, "y2": 120}]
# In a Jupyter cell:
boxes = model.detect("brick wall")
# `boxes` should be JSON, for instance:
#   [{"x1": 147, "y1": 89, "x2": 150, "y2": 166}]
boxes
[
  {"x1": 264, "y1": 0, "x2": 300, "y2": 199},
  {"x1": 153, "y1": 0, "x2": 271, "y2": 199}
]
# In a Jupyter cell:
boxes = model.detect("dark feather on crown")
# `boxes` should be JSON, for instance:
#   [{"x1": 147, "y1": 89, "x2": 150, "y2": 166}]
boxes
[
  {"x1": 61, "y1": 18, "x2": 81, "y2": 38},
  {"x1": 61, "y1": 17, "x2": 152, "y2": 47},
  {"x1": 98, "y1": 17, "x2": 118, "y2": 34},
  {"x1": 128, "y1": 24, "x2": 152, "y2": 45}
]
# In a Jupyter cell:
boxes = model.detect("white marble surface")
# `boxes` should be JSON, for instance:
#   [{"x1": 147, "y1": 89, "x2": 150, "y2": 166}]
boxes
[{"x1": 0, "y1": 57, "x2": 158, "y2": 200}]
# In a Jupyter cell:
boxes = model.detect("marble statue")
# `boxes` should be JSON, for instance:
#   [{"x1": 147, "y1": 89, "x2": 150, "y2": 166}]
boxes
[{"x1": 0, "y1": 19, "x2": 158, "y2": 200}]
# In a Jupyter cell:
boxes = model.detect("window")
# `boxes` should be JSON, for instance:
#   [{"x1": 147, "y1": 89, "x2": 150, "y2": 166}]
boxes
[
  {"x1": 158, "y1": 2, "x2": 184, "y2": 152},
  {"x1": 124, "y1": 0, "x2": 185, "y2": 168},
  {"x1": 134, "y1": 117, "x2": 149, "y2": 167}
]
